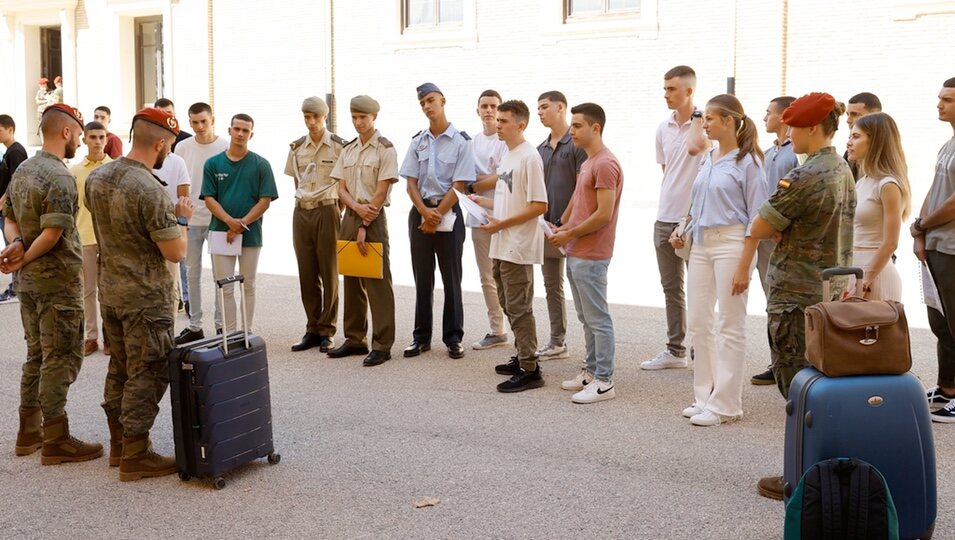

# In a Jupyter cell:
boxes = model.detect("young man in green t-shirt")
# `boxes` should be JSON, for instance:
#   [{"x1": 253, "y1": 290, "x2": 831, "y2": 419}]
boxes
[{"x1": 200, "y1": 113, "x2": 279, "y2": 333}]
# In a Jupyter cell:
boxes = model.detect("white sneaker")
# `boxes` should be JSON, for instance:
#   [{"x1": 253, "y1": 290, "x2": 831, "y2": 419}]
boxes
[
  {"x1": 561, "y1": 370, "x2": 594, "y2": 391},
  {"x1": 472, "y1": 333, "x2": 509, "y2": 350},
  {"x1": 640, "y1": 350, "x2": 688, "y2": 370},
  {"x1": 572, "y1": 379, "x2": 616, "y2": 404},
  {"x1": 537, "y1": 343, "x2": 569, "y2": 360},
  {"x1": 690, "y1": 409, "x2": 741, "y2": 427},
  {"x1": 682, "y1": 404, "x2": 703, "y2": 418}
]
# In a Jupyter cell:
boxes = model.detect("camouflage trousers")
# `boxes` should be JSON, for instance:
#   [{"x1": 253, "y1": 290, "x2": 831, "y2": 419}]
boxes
[
  {"x1": 768, "y1": 305, "x2": 808, "y2": 399},
  {"x1": 18, "y1": 291, "x2": 84, "y2": 418},
  {"x1": 100, "y1": 304, "x2": 174, "y2": 437}
]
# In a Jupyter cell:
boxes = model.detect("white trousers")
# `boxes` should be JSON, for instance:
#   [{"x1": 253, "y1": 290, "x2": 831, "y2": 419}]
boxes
[{"x1": 687, "y1": 224, "x2": 751, "y2": 417}]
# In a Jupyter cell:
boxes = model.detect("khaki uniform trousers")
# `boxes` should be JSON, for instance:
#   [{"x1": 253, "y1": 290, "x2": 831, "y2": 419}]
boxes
[
  {"x1": 293, "y1": 202, "x2": 340, "y2": 337},
  {"x1": 339, "y1": 208, "x2": 395, "y2": 352}
]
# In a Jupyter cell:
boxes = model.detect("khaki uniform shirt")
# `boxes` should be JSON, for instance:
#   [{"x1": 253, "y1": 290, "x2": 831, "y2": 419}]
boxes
[
  {"x1": 330, "y1": 130, "x2": 399, "y2": 207},
  {"x1": 284, "y1": 130, "x2": 346, "y2": 208},
  {"x1": 85, "y1": 157, "x2": 181, "y2": 309},
  {"x1": 1, "y1": 150, "x2": 82, "y2": 298}
]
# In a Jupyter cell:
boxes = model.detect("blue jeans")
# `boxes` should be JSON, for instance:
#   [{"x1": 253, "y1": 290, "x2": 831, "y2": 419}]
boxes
[
  {"x1": 566, "y1": 256, "x2": 615, "y2": 381},
  {"x1": 179, "y1": 260, "x2": 189, "y2": 303}
]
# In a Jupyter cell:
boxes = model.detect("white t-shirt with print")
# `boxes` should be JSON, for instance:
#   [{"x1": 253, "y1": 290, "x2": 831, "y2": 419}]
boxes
[{"x1": 489, "y1": 140, "x2": 547, "y2": 265}]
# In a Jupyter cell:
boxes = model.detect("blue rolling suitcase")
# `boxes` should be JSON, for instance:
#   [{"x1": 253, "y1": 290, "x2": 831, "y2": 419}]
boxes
[
  {"x1": 168, "y1": 275, "x2": 280, "y2": 489},
  {"x1": 783, "y1": 367, "x2": 936, "y2": 539}
]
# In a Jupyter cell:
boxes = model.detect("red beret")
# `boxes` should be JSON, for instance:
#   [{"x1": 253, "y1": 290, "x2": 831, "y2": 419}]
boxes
[
  {"x1": 133, "y1": 107, "x2": 180, "y2": 136},
  {"x1": 38, "y1": 77, "x2": 48, "y2": 85},
  {"x1": 782, "y1": 92, "x2": 836, "y2": 128},
  {"x1": 42, "y1": 103, "x2": 84, "y2": 128}
]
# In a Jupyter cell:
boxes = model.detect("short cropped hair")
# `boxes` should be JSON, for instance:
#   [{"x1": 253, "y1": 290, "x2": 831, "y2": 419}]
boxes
[
  {"x1": 478, "y1": 89, "x2": 502, "y2": 104},
  {"x1": 944, "y1": 77, "x2": 955, "y2": 88},
  {"x1": 0, "y1": 114, "x2": 15, "y2": 131},
  {"x1": 770, "y1": 96, "x2": 796, "y2": 111},
  {"x1": 537, "y1": 91, "x2": 568, "y2": 106},
  {"x1": 664, "y1": 65, "x2": 696, "y2": 81},
  {"x1": 848, "y1": 92, "x2": 882, "y2": 112},
  {"x1": 497, "y1": 100, "x2": 530, "y2": 125},
  {"x1": 94, "y1": 105, "x2": 111, "y2": 116},
  {"x1": 570, "y1": 102, "x2": 606, "y2": 135},
  {"x1": 188, "y1": 102, "x2": 213, "y2": 116},
  {"x1": 232, "y1": 113, "x2": 254, "y2": 128},
  {"x1": 84, "y1": 121, "x2": 106, "y2": 132},
  {"x1": 153, "y1": 98, "x2": 175, "y2": 109}
]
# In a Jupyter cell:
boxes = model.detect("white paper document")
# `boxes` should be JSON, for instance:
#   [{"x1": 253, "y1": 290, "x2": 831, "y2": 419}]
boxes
[
  {"x1": 420, "y1": 210, "x2": 457, "y2": 232},
  {"x1": 538, "y1": 216, "x2": 566, "y2": 255},
  {"x1": 921, "y1": 262, "x2": 944, "y2": 315},
  {"x1": 209, "y1": 230, "x2": 243, "y2": 256},
  {"x1": 452, "y1": 188, "x2": 489, "y2": 227}
]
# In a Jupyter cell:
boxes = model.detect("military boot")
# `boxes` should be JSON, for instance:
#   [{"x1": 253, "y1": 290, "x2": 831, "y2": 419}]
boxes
[
  {"x1": 107, "y1": 420, "x2": 123, "y2": 467},
  {"x1": 41, "y1": 415, "x2": 104, "y2": 465},
  {"x1": 119, "y1": 433, "x2": 176, "y2": 481},
  {"x1": 15, "y1": 406, "x2": 43, "y2": 456}
]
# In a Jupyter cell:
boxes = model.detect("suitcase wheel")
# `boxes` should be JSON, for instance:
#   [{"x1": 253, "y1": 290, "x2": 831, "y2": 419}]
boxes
[
  {"x1": 268, "y1": 452, "x2": 281, "y2": 465},
  {"x1": 213, "y1": 477, "x2": 226, "y2": 490},
  {"x1": 178, "y1": 472, "x2": 191, "y2": 482}
]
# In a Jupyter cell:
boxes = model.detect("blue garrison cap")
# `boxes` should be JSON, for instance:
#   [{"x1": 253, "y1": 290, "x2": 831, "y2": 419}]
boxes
[{"x1": 416, "y1": 82, "x2": 443, "y2": 100}]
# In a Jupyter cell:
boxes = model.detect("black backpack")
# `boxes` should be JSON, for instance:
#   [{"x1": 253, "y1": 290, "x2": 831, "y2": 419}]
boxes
[{"x1": 785, "y1": 457, "x2": 900, "y2": 540}]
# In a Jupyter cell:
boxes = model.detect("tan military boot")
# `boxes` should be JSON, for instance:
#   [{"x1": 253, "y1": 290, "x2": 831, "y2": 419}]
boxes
[
  {"x1": 119, "y1": 433, "x2": 177, "y2": 481},
  {"x1": 41, "y1": 415, "x2": 104, "y2": 465},
  {"x1": 107, "y1": 420, "x2": 123, "y2": 467},
  {"x1": 15, "y1": 406, "x2": 43, "y2": 456}
]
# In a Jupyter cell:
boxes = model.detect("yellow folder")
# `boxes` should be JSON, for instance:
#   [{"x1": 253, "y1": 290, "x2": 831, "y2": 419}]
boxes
[{"x1": 336, "y1": 240, "x2": 384, "y2": 279}]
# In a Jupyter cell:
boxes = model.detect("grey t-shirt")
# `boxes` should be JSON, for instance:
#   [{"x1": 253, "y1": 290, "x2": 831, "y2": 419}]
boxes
[
  {"x1": 926, "y1": 137, "x2": 955, "y2": 255},
  {"x1": 537, "y1": 132, "x2": 587, "y2": 224},
  {"x1": 764, "y1": 140, "x2": 799, "y2": 197}
]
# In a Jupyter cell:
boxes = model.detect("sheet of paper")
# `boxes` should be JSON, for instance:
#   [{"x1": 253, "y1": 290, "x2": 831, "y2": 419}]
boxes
[
  {"x1": 921, "y1": 262, "x2": 944, "y2": 315},
  {"x1": 209, "y1": 230, "x2": 243, "y2": 256},
  {"x1": 420, "y1": 210, "x2": 457, "y2": 232},
  {"x1": 538, "y1": 216, "x2": 565, "y2": 255},
  {"x1": 452, "y1": 188, "x2": 489, "y2": 227}
]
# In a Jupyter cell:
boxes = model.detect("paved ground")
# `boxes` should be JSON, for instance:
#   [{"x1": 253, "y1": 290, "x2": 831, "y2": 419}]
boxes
[{"x1": 0, "y1": 272, "x2": 949, "y2": 539}]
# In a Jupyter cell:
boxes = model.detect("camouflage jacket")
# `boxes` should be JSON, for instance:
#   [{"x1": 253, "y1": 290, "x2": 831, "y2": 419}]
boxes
[
  {"x1": 1, "y1": 150, "x2": 82, "y2": 300},
  {"x1": 758, "y1": 146, "x2": 855, "y2": 311}
]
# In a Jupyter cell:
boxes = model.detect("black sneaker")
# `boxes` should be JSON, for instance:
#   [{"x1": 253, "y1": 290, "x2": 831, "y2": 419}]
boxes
[
  {"x1": 495, "y1": 356, "x2": 520, "y2": 375},
  {"x1": 751, "y1": 369, "x2": 775, "y2": 386},
  {"x1": 497, "y1": 366, "x2": 544, "y2": 393},
  {"x1": 174, "y1": 327, "x2": 204, "y2": 345},
  {"x1": 931, "y1": 400, "x2": 955, "y2": 423},
  {"x1": 927, "y1": 386, "x2": 955, "y2": 410}
]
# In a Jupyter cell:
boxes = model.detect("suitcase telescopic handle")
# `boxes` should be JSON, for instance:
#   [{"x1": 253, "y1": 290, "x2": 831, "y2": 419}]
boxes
[
  {"x1": 216, "y1": 274, "x2": 245, "y2": 288},
  {"x1": 214, "y1": 273, "x2": 250, "y2": 355},
  {"x1": 821, "y1": 266, "x2": 864, "y2": 301}
]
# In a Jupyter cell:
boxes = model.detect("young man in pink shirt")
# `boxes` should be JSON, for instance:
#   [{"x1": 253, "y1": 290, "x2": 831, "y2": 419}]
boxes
[{"x1": 550, "y1": 103, "x2": 624, "y2": 404}]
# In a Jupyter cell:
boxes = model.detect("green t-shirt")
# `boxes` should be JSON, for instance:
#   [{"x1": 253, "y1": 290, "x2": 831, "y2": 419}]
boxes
[{"x1": 200, "y1": 151, "x2": 278, "y2": 247}]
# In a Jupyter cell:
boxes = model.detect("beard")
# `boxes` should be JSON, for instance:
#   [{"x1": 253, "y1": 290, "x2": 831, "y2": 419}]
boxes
[
  {"x1": 64, "y1": 138, "x2": 78, "y2": 160},
  {"x1": 153, "y1": 147, "x2": 169, "y2": 169}
]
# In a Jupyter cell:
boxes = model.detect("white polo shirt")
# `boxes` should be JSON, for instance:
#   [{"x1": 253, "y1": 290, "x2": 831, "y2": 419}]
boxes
[{"x1": 655, "y1": 111, "x2": 705, "y2": 223}]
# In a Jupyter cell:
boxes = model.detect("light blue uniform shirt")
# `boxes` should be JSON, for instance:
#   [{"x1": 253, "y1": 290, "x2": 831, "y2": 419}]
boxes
[
  {"x1": 399, "y1": 123, "x2": 476, "y2": 199},
  {"x1": 688, "y1": 148, "x2": 768, "y2": 243},
  {"x1": 764, "y1": 139, "x2": 799, "y2": 197}
]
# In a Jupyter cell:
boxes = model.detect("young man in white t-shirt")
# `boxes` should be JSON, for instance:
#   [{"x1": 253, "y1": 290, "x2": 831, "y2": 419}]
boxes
[
  {"x1": 466, "y1": 90, "x2": 509, "y2": 350},
  {"x1": 642, "y1": 65, "x2": 708, "y2": 371},
  {"x1": 470, "y1": 100, "x2": 548, "y2": 393},
  {"x1": 153, "y1": 150, "x2": 190, "y2": 313},
  {"x1": 173, "y1": 102, "x2": 230, "y2": 343}
]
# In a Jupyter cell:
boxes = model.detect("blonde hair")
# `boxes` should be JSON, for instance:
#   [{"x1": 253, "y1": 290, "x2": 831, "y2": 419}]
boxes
[{"x1": 854, "y1": 112, "x2": 912, "y2": 219}]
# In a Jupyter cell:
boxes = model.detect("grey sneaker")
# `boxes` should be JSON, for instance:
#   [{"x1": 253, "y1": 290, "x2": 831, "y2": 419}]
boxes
[
  {"x1": 0, "y1": 289, "x2": 18, "y2": 305},
  {"x1": 537, "y1": 343, "x2": 569, "y2": 359},
  {"x1": 472, "y1": 333, "x2": 509, "y2": 350}
]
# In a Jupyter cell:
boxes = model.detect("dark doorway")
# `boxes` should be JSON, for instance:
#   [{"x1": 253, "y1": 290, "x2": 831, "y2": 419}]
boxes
[
  {"x1": 40, "y1": 26, "x2": 62, "y2": 90},
  {"x1": 135, "y1": 16, "x2": 163, "y2": 109}
]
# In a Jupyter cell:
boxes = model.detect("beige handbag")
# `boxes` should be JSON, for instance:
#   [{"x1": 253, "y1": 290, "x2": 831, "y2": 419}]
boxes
[{"x1": 804, "y1": 267, "x2": 912, "y2": 376}]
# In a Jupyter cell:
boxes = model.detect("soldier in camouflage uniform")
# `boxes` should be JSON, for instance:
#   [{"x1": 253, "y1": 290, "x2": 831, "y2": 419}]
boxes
[
  {"x1": 749, "y1": 93, "x2": 855, "y2": 500},
  {"x1": 1, "y1": 103, "x2": 103, "y2": 465},
  {"x1": 86, "y1": 107, "x2": 194, "y2": 481}
]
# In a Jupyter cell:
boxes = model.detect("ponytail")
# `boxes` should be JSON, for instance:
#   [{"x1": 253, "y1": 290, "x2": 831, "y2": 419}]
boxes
[{"x1": 706, "y1": 94, "x2": 763, "y2": 164}]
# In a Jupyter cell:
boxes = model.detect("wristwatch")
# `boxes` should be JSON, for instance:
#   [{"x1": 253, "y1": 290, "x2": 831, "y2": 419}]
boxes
[
  {"x1": 12, "y1": 236, "x2": 23, "y2": 245},
  {"x1": 466, "y1": 183, "x2": 475, "y2": 194},
  {"x1": 914, "y1": 218, "x2": 925, "y2": 232},
  {"x1": 691, "y1": 110, "x2": 703, "y2": 119},
  {"x1": 176, "y1": 216, "x2": 189, "y2": 227}
]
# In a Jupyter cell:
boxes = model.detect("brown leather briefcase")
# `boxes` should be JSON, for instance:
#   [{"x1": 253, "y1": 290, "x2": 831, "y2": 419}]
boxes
[{"x1": 804, "y1": 267, "x2": 912, "y2": 376}]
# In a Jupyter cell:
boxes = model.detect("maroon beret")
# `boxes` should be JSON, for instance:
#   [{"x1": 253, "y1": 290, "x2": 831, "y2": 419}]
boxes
[
  {"x1": 133, "y1": 107, "x2": 180, "y2": 136},
  {"x1": 42, "y1": 103, "x2": 84, "y2": 128},
  {"x1": 782, "y1": 93, "x2": 836, "y2": 128}
]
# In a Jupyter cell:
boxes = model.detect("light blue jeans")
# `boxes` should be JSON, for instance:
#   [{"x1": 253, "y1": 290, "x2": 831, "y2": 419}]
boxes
[
  {"x1": 566, "y1": 256, "x2": 615, "y2": 381},
  {"x1": 186, "y1": 225, "x2": 222, "y2": 332}
]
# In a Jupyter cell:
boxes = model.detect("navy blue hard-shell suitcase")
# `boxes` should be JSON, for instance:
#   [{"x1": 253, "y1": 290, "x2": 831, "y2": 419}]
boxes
[
  {"x1": 783, "y1": 367, "x2": 936, "y2": 539},
  {"x1": 168, "y1": 275, "x2": 280, "y2": 489}
]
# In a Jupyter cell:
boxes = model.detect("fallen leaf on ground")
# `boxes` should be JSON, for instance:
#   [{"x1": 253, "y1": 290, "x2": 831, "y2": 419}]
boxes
[{"x1": 414, "y1": 496, "x2": 440, "y2": 508}]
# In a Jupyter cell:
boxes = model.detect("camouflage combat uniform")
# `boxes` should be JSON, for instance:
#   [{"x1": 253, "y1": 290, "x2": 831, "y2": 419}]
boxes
[
  {"x1": 85, "y1": 157, "x2": 180, "y2": 437},
  {"x1": 757, "y1": 146, "x2": 855, "y2": 398},
  {"x1": 2, "y1": 151, "x2": 84, "y2": 418}
]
